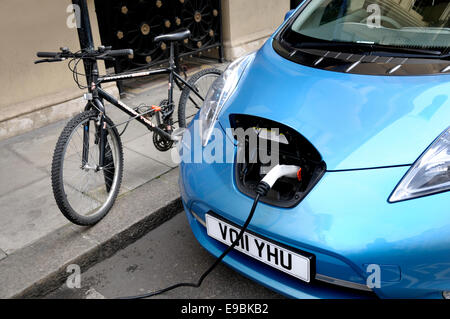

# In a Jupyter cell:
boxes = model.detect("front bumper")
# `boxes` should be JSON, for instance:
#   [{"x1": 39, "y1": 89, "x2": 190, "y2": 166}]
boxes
[
  {"x1": 184, "y1": 201, "x2": 375, "y2": 299},
  {"x1": 178, "y1": 124, "x2": 450, "y2": 299}
]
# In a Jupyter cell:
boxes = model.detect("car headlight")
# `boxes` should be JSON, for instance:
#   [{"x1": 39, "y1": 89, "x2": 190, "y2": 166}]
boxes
[
  {"x1": 389, "y1": 127, "x2": 450, "y2": 203},
  {"x1": 199, "y1": 52, "x2": 256, "y2": 146}
]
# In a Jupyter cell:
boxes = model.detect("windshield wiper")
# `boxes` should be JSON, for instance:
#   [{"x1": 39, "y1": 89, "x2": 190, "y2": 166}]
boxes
[{"x1": 295, "y1": 41, "x2": 448, "y2": 59}]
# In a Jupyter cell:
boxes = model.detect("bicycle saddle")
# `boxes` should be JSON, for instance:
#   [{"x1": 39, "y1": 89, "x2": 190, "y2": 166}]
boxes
[{"x1": 154, "y1": 29, "x2": 191, "y2": 43}]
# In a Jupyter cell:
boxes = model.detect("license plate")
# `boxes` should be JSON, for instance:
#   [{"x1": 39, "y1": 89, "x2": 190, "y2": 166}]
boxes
[{"x1": 205, "y1": 214, "x2": 311, "y2": 283}]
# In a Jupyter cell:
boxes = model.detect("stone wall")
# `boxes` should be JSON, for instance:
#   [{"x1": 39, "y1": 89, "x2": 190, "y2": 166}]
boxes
[
  {"x1": 0, "y1": 0, "x2": 114, "y2": 140},
  {"x1": 221, "y1": 0, "x2": 290, "y2": 60},
  {"x1": 0, "y1": 0, "x2": 289, "y2": 140}
]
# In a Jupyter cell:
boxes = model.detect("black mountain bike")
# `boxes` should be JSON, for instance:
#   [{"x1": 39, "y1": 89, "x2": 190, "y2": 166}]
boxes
[{"x1": 36, "y1": 29, "x2": 221, "y2": 226}]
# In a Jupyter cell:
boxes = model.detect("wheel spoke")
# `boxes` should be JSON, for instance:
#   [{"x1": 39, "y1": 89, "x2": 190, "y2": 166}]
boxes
[{"x1": 53, "y1": 112, "x2": 123, "y2": 224}]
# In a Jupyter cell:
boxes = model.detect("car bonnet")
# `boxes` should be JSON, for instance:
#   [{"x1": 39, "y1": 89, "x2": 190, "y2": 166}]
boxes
[{"x1": 218, "y1": 40, "x2": 450, "y2": 170}]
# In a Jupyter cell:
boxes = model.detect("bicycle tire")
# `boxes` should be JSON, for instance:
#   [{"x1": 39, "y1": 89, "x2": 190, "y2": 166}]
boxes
[
  {"x1": 178, "y1": 68, "x2": 222, "y2": 128},
  {"x1": 51, "y1": 110, "x2": 124, "y2": 226}
]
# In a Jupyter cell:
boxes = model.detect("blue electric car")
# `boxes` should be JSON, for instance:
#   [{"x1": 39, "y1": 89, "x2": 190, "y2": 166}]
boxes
[{"x1": 179, "y1": 0, "x2": 450, "y2": 299}]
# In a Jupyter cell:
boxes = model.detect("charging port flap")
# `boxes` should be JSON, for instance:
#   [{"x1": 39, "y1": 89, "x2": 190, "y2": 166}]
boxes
[{"x1": 231, "y1": 114, "x2": 326, "y2": 208}]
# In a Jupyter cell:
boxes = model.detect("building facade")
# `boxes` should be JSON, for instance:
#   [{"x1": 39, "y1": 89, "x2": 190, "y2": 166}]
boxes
[{"x1": 0, "y1": 0, "x2": 290, "y2": 140}]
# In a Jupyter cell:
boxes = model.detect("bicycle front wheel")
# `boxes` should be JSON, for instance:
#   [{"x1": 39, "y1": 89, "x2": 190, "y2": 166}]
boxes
[
  {"x1": 51, "y1": 110, "x2": 124, "y2": 226},
  {"x1": 178, "y1": 68, "x2": 222, "y2": 128}
]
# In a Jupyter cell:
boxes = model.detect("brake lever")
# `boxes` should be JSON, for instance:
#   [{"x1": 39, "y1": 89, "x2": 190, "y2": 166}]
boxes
[{"x1": 34, "y1": 58, "x2": 66, "y2": 64}]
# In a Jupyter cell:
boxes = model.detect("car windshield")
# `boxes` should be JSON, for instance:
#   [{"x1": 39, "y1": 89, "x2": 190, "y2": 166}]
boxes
[{"x1": 288, "y1": 0, "x2": 450, "y2": 49}]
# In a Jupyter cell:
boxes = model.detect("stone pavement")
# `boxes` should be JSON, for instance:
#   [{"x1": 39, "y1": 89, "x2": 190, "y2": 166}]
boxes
[{"x1": 0, "y1": 61, "x2": 225, "y2": 298}]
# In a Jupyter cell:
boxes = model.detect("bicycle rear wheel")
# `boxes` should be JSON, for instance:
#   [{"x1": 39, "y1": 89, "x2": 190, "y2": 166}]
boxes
[
  {"x1": 178, "y1": 68, "x2": 222, "y2": 128},
  {"x1": 51, "y1": 110, "x2": 124, "y2": 226}
]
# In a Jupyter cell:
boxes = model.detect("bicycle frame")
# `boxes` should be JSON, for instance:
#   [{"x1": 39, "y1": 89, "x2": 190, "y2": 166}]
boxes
[
  {"x1": 96, "y1": 68, "x2": 202, "y2": 130},
  {"x1": 82, "y1": 42, "x2": 205, "y2": 169}
]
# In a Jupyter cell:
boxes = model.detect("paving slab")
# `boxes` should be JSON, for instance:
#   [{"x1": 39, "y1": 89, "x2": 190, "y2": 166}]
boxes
[
  {"x1": 121, "y1": 148, "x2": 172, "y2": 191},
  {"x1": 0, "y1": 222, "x2": 99, "y2": 299},
  {"x1": 125, "y1": 135, "x2": 179, "y2": 168},
  {"x1": 0, "y1": 148, "x2": 48, "y2": 197},
  {"x1": 6, "y1": 121, "x2": 66, "y2": 171},
  {"x1": 0, "y1": 168, "x2": 181, "y2": 299},
  {"x1": 71, "y1": 168, "x2": 181, "y2": 251},
  {"x1": 0, "y1": 177, "x2": 68, "y2": 254}
]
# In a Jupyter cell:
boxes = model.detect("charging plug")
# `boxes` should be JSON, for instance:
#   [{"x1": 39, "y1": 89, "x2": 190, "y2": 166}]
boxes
[{"x1": 256, "y1": 164, "x2": 302, "y2": 197}]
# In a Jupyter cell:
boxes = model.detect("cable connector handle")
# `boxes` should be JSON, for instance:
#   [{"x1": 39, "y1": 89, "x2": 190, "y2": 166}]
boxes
[
  {"x1": 255, "y1": 182, "x2": 271, "y2": 197},
  {"x1": 261, "y1": 164, "x2": 302, "y2": 189}
]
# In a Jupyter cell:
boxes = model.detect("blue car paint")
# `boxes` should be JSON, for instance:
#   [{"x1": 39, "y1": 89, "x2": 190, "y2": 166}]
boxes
[
  {"x1": 184, "y1": 205, "x2": 376, "y2": 299},
  {"x1": 284, "y1": 9, "x2": 296, "y2": 22},
  {"x1": 179, "y1": 5, "x2": 450, "y2": 299},
  {"x1": 218, "y1": 41, "x2": 450, "y2": 170},
  {"x1": 179, "y1": 119, "x2": 450, "y2": 298}
]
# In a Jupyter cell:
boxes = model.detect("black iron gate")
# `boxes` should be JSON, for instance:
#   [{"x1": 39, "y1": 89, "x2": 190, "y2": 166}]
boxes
[
  {"x1": 291, "y1": 0, "x2": 303, "y2": 9},
  {"x1": 94, "y1": 0, "x2": 224, "y2": 72}
]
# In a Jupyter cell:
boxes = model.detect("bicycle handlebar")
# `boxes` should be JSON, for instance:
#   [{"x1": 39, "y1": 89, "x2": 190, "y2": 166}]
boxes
[
  {"x1": 105, "y1": 49, "x2": 134, "y2": 58},
  {"x1": 37, "y1": 52, "x2": 60, "y2": 58},
  {"x1": 35, "y1": 48, "x2": 134, "y2": 63}
]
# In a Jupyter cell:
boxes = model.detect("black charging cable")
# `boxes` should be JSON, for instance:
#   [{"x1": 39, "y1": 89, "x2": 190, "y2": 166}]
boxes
[{"x1": 118, "y1": 182, "x2": 271, "y2": 299}]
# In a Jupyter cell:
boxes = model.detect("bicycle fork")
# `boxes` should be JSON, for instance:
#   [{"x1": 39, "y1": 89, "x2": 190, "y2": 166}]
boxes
[
  {"x1": 94, "y1": 98, "x2": 108, "y2": 170},
  {"x1": 81, "y1": 97, "x2": 108, "y2": 171}
]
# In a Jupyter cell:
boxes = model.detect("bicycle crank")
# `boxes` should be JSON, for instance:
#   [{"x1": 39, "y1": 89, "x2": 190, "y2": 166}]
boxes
[{"x1": 153, "y1": 124, "x2": 174, "y2": 152}]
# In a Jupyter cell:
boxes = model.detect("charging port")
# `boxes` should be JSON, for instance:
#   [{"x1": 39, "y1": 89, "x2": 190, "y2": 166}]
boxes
[{"x1": 231, "y1": 114, "x2": 326, "y2": 208}]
